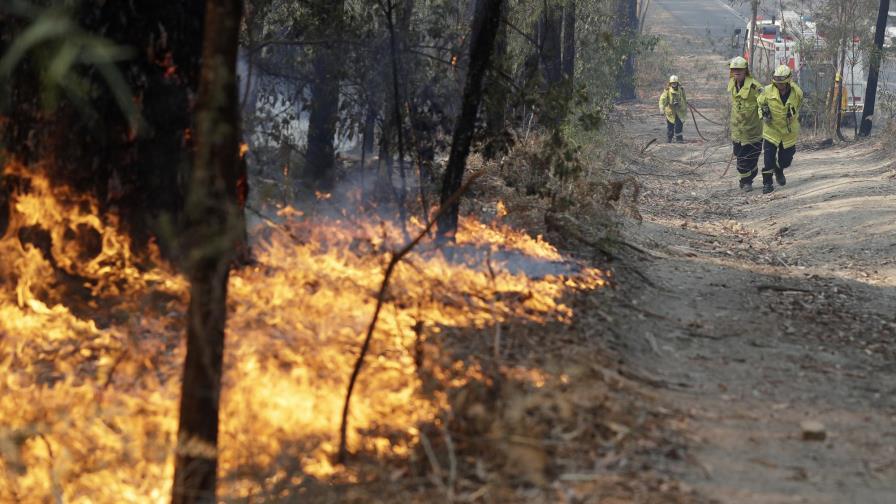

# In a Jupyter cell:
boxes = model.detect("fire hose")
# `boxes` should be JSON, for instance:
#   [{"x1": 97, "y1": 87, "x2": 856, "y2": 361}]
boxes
[
  {"x1": 685, "y1": 103, "x2": 736, "y2": 177},
  {"x1": 687, "y1": 103, "x2": 725, "y2": 142}
]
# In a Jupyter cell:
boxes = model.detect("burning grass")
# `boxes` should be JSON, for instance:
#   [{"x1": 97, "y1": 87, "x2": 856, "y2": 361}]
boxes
[{"x1": 0, "y1": 162, "x2": 608, "y2": 501}]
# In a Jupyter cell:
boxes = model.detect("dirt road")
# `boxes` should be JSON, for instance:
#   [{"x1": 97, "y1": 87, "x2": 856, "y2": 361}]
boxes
[{"x1": 608, "y1": 3, "x2": 896, "y2": 503}]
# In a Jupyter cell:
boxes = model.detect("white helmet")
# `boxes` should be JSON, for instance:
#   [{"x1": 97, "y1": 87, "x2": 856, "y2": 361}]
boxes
[
  {"x1": 729, "y1": 56, "x2": 748, "y2": 70},
  {"x1": 669, "y1": 75, "x2": 680, "y2": 83}
]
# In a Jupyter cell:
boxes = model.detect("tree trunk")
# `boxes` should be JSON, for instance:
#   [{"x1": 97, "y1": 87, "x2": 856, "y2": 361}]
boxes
[
  {"x1": 616, "y1": 0, "x2": 638, "y2": 100},
  {"x1": 562, "y1": 0, "x2": 576, "y2": 85},
  {"x1": 304, "y1": 0, "x2": 344, "y2": 191},
  {"x1": 171, "y1": 0, "x2": 244, "y2": 501},
  {"x1": 436, "y1": 0, "x2": 504, "y2": 240},
  {"x1": 541, "y1": 5, "x2": 563, "y2": 86},
  {"x1": 385, "y1": 0, "x2": 410, "y2": 211},
  {"x1": 748, "y1": 0, "x2": 758, "y2": 72},
  {"x1": 483, "y1": 13, "x2": 509, "y2": 160},
  {"x1": 859, "y1": 0, "x2": 890, "y2": 137},
  {"x1": 363, "y1": 106, "x2": 377, "y2": 155},
  {"x1": 0, "y1": 3, "x2": 204, "y2": 255}
]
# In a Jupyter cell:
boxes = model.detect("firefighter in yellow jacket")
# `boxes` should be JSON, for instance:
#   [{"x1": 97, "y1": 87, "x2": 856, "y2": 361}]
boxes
[
  {"x1": 756, "y1": 65, "x2": 803, "y2": 194},
  {"x1": 659, "y1": 75, "x2": 687, "y2": 143},
  {"x1": 727, "y1": 56, "x2": 764, "y2": 192}
]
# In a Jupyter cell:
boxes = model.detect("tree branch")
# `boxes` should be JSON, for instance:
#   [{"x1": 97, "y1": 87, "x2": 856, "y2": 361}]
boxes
[{"x1": 337, "y1": 171, "x2": 484, "y2": 464}]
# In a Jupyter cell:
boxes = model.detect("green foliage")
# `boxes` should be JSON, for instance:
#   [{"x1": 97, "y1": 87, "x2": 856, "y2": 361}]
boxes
[{"x1": 0, "y1": 1, "x2": 138, "y2": 127}]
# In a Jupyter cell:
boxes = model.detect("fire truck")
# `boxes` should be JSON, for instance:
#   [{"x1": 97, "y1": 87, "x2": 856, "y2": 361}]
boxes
[{"x1": 735, "y1": 11, "x2": 866, "y2": 125}]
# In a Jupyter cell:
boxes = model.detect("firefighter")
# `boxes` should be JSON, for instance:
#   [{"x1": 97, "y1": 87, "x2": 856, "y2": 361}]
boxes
[
  {"x1": 756, "y1": 65, "x2": 803, "y2": 194},
  {"x1": 659, "y1": 75, "x2": 687, "y2": 143},
  {"x1": 727, "y1": 56, "x2": 763, "y2": 192}
]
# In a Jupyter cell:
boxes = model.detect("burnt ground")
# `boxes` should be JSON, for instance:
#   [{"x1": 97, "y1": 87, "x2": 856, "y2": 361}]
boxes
[{"x1": 595, "y1": 4, "x2": 896, "y2": 503}]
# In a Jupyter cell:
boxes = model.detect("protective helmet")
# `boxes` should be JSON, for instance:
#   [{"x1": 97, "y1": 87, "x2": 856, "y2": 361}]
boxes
[
  {"x1": 772, "y1": 65, "x2": 793, "y2": 83},
  {"x1": 669, "y1": 75, "x2": 680, "y2": 83},
  {"x1": 729, "y1": 56, "x2": 748, "y2": 69}
]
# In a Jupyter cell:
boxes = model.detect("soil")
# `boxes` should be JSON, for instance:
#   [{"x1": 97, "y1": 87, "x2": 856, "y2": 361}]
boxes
[{"x1": 599, "y1": 4, "x2": 896, "y2": 503}]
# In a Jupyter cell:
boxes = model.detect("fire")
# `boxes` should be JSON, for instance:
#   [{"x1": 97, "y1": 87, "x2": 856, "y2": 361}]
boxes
[
  {"x1": 0, "y1": 162, "x2": 607, "y2": 500},
  {"x1": 239, "y1": 142, "x2": 249, "y2": 159},
  {"x1": 496, "y1": 199, "x2": 508, "y2": 218}
]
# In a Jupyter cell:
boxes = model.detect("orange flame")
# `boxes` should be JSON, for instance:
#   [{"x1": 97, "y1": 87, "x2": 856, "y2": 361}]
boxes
[{"x1": 0, "y1": 162, "x2": 606, "y2": 500}]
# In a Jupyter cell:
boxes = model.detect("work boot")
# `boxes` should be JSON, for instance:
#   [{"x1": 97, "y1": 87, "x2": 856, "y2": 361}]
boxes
[
  {"x1": 676, "y1": 135, "x2": 684, "y2": 143},
  {"x1": 775, "y1": 166, "x2": 786, "y2": 186},
  {"x1": 739, "y1": 179, "x2": 753, "y2": 192},
  {"x1": 667, "y1": 136, "x2": 673, "y2": 143},
  {"x1": 762, "y1": 174, "x2": 774, "y2": 194}
]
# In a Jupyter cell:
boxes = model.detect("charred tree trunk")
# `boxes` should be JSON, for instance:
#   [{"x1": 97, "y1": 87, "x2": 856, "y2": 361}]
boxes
[
  {"x1": 562, "y1": 0, "x2": 576, "y2": 85},
  {"x1": 616, "y1": 0, "x2": 638, "y2": 100},
  {"x1": 385, "y1": 0, "x2": 410, "y2": 211},
  {"x1": 375, "y1": 0, "x2": 414, "y2": 204},
  {"x1": 436, "y1": 0, "x2": 504, "y2": 240},
  {"x1": 541, "y1": 5, "x2": 563, "y2": 87},
  {"x1": 304, "y1": 0, "x2": 344, "y2": 191},
  {"x1": 0, "y1": 3, "x2": 204, "y2": 255},
  {"x1": 859, "y1": 0, "x2": 890, "y2": 137},
  {"x1": 363, "y1": 107, "x2": 377, "y2": 155},
  {"x1": 171, "y1": 0, "x2": 244, "y2": 501},
  {"x1": 538, "y1": 3, "x2": 564, "y2": 128},
  {"x1": 483, "y1": 13, "x2": 509, "y2": 160}
]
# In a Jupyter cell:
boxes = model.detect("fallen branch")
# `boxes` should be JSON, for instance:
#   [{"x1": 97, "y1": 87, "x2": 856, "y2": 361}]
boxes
[
  {"x1": 639, "y1": 138, "x2": 657, "y2": 155},
  {"x1": 719, "y1": 153, "x2": 735, "y2": 179},
  {"x1": 419, "y1": 431, "x2": 449, "y2": 495},
  {"x1": 337, "y1": 171, "x2": 483, "y2": 463},
  {"x1": 756, "y1": 284, "x2": 814, "y2": 294}
]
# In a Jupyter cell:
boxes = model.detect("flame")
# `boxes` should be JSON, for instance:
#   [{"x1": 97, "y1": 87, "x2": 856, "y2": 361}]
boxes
[
  {"x1": 496, "y1": 200, "x2": 508, "y2": 218},
  {"x1": 0, "y1": 161, "x2": 607, "y2": 500},
  {"x1": 239, "y1": 142, "x2": 249, "y2": 159}
]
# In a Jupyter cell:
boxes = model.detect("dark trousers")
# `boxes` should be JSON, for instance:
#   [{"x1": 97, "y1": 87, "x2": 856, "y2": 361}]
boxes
[
  {"x1": 733, "y1": 141, "x2": 761, "y2": 182},
  {"x1": 762, "y1": 139, "x2": 795, "y2": 177},
  {"x1": 666, "y1": 117, "x2": 683, "y2": 141}
]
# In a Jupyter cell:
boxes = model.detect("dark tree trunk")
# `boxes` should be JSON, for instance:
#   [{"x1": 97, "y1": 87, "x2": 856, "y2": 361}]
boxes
[
  {"x1": 171, "y1": 0, "x2": 244, "y2": 501},
  {"x1": 859, "y1": 0, "x2": 890, "y2": 137},
  {"x1": 541, "y1": 6, "x2": 563, "y2": 86},
  {"x1": 385, "y1": 0, "x2": 410, "y2": 210},
  {"x1": 616, "y1": 0, "x2": 638, "y2": 100},
  {"x1": 304, "y1": 0, "x2": 344, "y2": 191},
  {"x1": 0, "y1": 2, "x2": 205, "y2": 254},
  {"x1": 374, "y1": 0, "x2": 413, "y2": 204},
  {"x1": 363, "y1": 107, "x2": 377, "y2": 155},
  {"x1": 483, "y1": 18, "x2": 509, "y2": 160},
  {"x1": 436, "y1": 0, "x2": 504, "y2": 240},
  {"x1": 562, "y1": 0, "x2": 576, "y2": 84}
]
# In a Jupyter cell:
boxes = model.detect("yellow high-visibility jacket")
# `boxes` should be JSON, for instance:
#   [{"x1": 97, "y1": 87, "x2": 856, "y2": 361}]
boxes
[
  {"x1": 728, "y1": 76, "x2": 763, "y2": 145},
  {"x1": 757, "y1": 82, "x2": 804, "y2": 148},
  {"x1": 659, "y1": 85, "x2": 688, "y2": 123}
]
